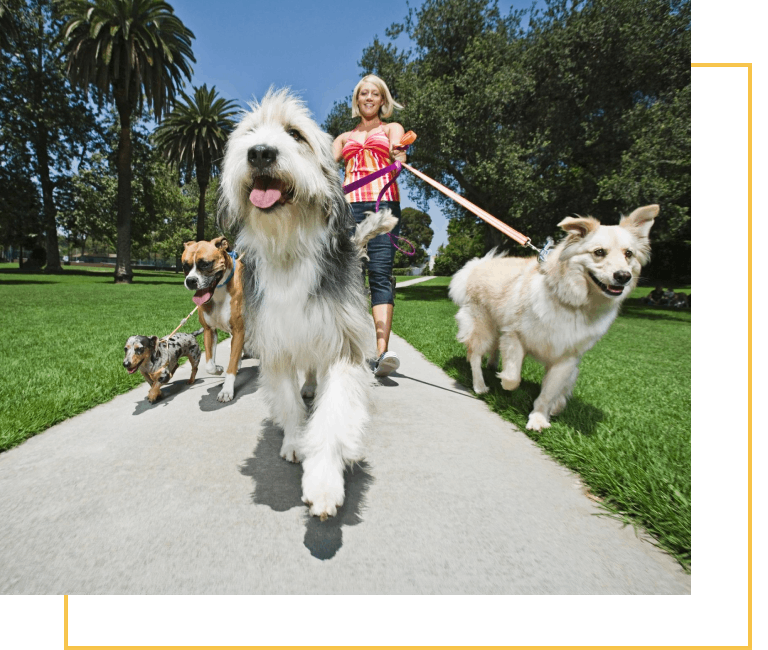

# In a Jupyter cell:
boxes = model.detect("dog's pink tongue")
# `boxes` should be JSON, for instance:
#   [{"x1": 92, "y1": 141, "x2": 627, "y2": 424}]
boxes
[
  {"x1": 249, "y1": 178, "x2": 283, "y2": 209},
  {"x1": 127, "y1": 367, "x2": 137, "y2": 375},
  {"x1": 193, "y1": 289, "x2": 213, "y2": 306}
]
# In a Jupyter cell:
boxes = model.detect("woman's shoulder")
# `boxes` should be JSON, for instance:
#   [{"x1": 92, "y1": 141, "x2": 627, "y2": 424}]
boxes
[{"x1": 383, "y1": 122, "x2": 405, "y2": 139}]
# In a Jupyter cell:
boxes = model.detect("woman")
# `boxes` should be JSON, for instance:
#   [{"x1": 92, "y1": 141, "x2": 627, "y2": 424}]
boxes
[{"x1": 333, "y1": 74, "x2": 406, "y2": 377}]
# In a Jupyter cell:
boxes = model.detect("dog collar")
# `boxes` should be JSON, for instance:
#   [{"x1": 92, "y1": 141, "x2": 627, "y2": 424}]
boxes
[{"x1": 217, "y1": 251, "x2": 238, "y2": 288}]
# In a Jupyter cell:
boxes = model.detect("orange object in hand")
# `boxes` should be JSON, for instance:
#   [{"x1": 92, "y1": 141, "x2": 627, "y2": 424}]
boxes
[{"x1": 394, "y1": 130, "x2": 417, "y2": 149}]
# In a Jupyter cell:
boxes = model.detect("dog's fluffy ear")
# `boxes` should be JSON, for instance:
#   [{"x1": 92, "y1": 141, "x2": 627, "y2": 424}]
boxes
[
  {"x1": 149, "y1": 336, "x2": 159, "y2": 350},
  {"x1": 183, "y1": 240, "x2": 196, "y2": 249},
  {"x1": 558, "y1": 216, "x2": 600, "y2": 238},
  {"x1": 212, "y1": 236, "x2": 229, "y2": 251},
  {"x1": 620, "y1": 204, "x2": 659, "y2": 240}
]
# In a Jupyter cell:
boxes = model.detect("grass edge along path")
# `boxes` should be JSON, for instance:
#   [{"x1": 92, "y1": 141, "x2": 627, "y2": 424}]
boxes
[
  {"x1": 391, "y1": 277, "x2": 691, "y2": 572},
  {"x1": 0, "y1": 265, "x2": 229, "y2": 452}
]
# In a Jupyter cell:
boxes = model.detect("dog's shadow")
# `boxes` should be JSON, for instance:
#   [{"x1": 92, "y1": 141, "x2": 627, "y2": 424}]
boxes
[
  {"x1": 443, "y1": 356, "x2": 604, "y2": 436},
  {"x1": 239, "y1": 420, "x2": 373, "y2": 560},
  {"x1": 132, "y1": 377, "x2": 202, "y2": 415},
  {"x1": 198, "y1": 366, "x2": 260, "y2": 411}
]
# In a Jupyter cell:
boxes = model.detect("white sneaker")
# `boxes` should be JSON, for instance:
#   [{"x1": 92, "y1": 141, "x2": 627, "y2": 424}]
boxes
[{"x1": 374, "y1": 351, "x2": 400, "y2": 377}]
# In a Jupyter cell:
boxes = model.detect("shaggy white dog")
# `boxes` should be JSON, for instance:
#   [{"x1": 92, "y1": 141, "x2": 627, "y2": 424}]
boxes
[{"x1": 220, "y1": 89, "x2": 394, "y2": 519}]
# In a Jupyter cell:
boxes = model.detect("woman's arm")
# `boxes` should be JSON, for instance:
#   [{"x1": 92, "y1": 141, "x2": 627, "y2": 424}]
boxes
[
  {"x1": 332, "y1": 132, "x2": 347, "y2": 163},
  {"x1": 386, "y1": 122, "x2": 407, "y2": 162}
]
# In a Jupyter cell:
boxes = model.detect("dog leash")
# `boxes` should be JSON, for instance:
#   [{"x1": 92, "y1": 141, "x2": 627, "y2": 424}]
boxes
[
  {"x1": 345, "y1": 131, "x2": 549, "y2": 262},
  {"x1": 160, "y1": 250, "x2": 239, "y2": 347},
  {"x1": 159, "y1": 305, "x2": 199, "y2": 347},
  {"x1": 342, "y1": 144, "x2": 417, "y2": 256}
]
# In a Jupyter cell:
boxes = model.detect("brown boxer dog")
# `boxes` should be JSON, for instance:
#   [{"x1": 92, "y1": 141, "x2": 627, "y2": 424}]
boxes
[{"x1": 182, "y1": 236, "x2": 247, "y2": 402}]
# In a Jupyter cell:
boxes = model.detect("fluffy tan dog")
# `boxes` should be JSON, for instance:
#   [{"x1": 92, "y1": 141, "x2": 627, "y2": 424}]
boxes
[{"x1": 449, "y1": 204, "x2": 658, "y2": 431}]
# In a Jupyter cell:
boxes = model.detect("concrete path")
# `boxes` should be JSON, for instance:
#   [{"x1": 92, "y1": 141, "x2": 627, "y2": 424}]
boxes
[{"x1": 0, "y1": 296, "x2": 689, "y2": 594}]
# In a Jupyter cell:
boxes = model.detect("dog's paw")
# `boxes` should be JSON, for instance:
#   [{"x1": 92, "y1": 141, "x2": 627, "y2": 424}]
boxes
[
  {"x1": 473, "y1": 384, "x2": 489, "y2": 395},
  {"x1": 206, "y1": 362, "x2": 224, "y2": 375},
  {"x1": 280, "y1": 441, "x2": 303, "y2": 463},
  {"x1": 499, "y1": 375, "x2": 521, "y2": 391},
  {"x1": 526, "y1": 412, "x2": 551, "y2": 431},
  {"x1": 217, "y1": 374, "x2": 236, "y2": 402},
  {"x1": 302, "y1": 462, "x2": 345, "y2": 520}
]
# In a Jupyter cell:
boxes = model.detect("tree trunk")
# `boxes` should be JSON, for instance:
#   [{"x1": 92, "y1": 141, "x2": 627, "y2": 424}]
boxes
[
  {"x1": 196, "y1": 178, "x2": 209, "y2": 242},
  {"x1": 36, "y1": 136, "x2": 62, "y2": 273},
  {"x1": 31, "y1": 14, "x2": 61, "y2": 274},
  {"x1": 114, "y1": 95, "x2": 133, "y2": 284}
]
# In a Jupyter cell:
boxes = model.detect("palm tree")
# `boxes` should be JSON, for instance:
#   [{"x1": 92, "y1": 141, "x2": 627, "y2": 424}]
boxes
[
  {"x1": 154, "y1": 84, "x2": 239, "y2": 242},
  {"x1": 58, "y1": 0, "x2": 194, "y2": 283}
]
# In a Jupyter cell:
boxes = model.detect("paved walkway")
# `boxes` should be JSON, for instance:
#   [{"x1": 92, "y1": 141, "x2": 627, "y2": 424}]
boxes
[{"x1": 0, "y1": 281, "x2": 689, "y2": 594}]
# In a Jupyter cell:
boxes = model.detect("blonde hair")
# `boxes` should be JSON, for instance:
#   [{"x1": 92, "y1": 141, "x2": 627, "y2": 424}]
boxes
[{"x1": 351, "y1": 74, "x2": 403, "y2": 120}]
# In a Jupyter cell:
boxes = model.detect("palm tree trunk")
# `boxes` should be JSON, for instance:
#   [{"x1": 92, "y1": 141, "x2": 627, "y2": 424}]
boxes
[
  {"x1": 196, "y1": 177, "x2": 209, "y2": 242},
  {"x1": 114, "y1": 96, "x2": 133, "y2": 284}
]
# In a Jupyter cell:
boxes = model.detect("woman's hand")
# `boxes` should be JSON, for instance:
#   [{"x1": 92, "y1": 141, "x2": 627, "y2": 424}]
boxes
[{"x1": 387, "y1": 122, "x2": 406, "y2": 162}]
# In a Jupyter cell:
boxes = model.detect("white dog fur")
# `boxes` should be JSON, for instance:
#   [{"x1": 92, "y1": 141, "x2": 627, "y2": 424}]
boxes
[
  {"x1": 220, "y1": 88, "x2": 395, "y2": 519},
  {"x1": 449, "y1": 205, "x2": 658, "y2": 431}
]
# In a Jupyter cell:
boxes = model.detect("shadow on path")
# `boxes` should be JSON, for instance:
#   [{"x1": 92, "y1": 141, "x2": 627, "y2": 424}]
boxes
[
  {"x1": 240, "y1": 420, "x2": 373, "y2": 560},
  {"x1": 132, "y1": 377, "x2": 202, "y2": 415},
  {"x1": 198, "y1": 366, "x2": 260, "y2": 411}
]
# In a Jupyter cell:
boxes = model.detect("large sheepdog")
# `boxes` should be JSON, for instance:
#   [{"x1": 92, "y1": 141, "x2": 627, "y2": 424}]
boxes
[{"x1": 220, "y1": 88, "x2": 385, "y2": 520}]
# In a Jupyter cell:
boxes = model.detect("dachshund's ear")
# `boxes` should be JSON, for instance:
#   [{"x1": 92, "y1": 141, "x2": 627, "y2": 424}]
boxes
[{"x1": 149, "y1": 336, "x2": 159, "y2": 350}]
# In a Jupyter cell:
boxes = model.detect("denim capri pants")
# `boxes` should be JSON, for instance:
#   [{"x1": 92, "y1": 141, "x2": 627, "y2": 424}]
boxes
[{"x1": 350, "y1": 201, "x2": 401, "y2": 307}]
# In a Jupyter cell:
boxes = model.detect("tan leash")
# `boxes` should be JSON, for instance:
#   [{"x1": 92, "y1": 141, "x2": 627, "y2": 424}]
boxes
[
  {"x1": 159, "y1": 305, "x2": 199, "y2": 348},
  {"x1": 395, "y1": 131, "x2": 542, "y2": 255}
]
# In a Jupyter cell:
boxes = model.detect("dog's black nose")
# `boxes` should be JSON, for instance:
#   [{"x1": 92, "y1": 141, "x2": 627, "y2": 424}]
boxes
[
  {"x1": 186, "y1": 277, "x2": 198, "y2": 290},
  {"x1": 247, "y1": 145, "x2": 277, "y2": 169},
  {"x1": 122, "y1": 360, "x2": 131, "y2": 367},
  {"x1": 613, "y1": 271, "x2": 632, "y2": 285}
]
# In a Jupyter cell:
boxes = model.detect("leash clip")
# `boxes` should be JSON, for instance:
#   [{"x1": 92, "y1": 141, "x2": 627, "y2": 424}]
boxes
[{"x1": 537, "y1": 237, "x2": 554, "y2": 264}]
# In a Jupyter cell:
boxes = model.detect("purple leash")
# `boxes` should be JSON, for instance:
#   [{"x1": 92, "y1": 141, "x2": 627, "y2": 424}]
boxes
[{"x1": 343, "y1": 160, "x2": 416, "y2": 257}]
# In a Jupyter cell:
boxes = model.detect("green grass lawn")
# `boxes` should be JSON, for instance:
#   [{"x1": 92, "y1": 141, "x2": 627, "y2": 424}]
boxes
[
  {"x1": 392, "y1": 277, "x2": 691, "y2": 571},
  {"x1": 1, "y1": 265, "x2": 690, "y2": 571},
  {"x1": 0, "y1": 263, "x2": 226, "y2": 452}
]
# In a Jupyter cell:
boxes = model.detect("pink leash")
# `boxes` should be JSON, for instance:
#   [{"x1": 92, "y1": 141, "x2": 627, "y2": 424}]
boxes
[{"x1": 343, "y1": 160, "x2": 416, "y2": 257}]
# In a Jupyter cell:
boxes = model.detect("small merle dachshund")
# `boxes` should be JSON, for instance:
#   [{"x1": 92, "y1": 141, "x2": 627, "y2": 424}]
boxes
[{"x1": 122, "y1": 329, "x2": 203, "y2": 403}]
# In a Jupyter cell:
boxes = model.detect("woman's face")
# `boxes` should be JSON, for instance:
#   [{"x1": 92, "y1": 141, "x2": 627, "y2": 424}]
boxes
[{"x1": 357, "y1": 82, "x2": 383, "y2": 119}]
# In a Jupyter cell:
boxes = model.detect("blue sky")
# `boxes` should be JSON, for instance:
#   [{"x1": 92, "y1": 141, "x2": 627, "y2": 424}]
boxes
[{"x1": 170, "y1": 0, "x2": 527, "y2": 253}]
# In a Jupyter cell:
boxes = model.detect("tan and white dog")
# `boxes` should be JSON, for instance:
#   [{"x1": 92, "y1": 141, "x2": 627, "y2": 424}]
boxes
[
  {"x1": 449, "y1": 204, "x2": 658, "y2": 431},
  {"x1": 182, "y1": 236, "x2": 246, "y2": 402}
]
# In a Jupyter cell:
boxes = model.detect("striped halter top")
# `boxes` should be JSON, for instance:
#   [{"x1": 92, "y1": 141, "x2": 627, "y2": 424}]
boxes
[{"x1": 342, "y1": 129, "x2": 400, "y2": 203}]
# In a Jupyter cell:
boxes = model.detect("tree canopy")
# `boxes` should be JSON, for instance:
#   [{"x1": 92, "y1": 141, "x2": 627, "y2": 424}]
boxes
[{"x1": 329, "y1": 0, "x2": 691, "y2": 280}]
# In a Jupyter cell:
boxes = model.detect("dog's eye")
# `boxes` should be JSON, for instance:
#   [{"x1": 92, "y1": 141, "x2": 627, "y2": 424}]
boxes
[
  {"x1": 182, "y1": 263, "x2": 192, "y2": 274},
  {"x1": 593, "y1": 248, "x2": 606, "y2": 258},
  {"x1": 136, "y1": 347, "x2": 143, "y2": 353},
  {"x1": 197, "y1": 260, "x2": 211, "y2": 270},
  {"x1": 625, "y1": 249, "x2": 634, "y2": 259},
  {"x1": 287, "y1": 128, "x2": 304, "y2": 142}
]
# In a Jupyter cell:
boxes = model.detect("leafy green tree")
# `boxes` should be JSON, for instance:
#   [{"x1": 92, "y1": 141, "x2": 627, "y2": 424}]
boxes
[
  {"x1": 0, "y1": 0, "x2": 100, "y2": 272},
  {"x1": 393, "y1": 207, "x2": 433, "y2": 268},
  {"x1": 154, "y1": 84, "x2": 239, "y2": 242},
  {"x1": 59, "y1": 0, "x2": 195, "y2": 283},
  {"x1": 432, "y1": 214, "x2": 484, "y2": 276},
  {"x1": 0, "y1": 0, "x2": 19, "y2": 51},
  {"x1": 344, "y1": 0, "x2": 690, "y2": 278}
]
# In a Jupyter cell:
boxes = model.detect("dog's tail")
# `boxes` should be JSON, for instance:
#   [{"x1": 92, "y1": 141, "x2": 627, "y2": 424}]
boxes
[
  {"x1": 351, "y1": 208, "x2": 399, "y2": 257},
  {"x1": 448, "y1": 248, "x2": 501, "y2": 306},
  {"x1": 191, "y1": 327, "x2": 204, "y2": 337}
]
